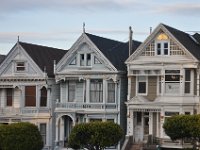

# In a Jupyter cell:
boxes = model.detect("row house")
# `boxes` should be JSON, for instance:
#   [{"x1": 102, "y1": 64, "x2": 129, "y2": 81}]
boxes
[
  {"x1": 0, "y1": 41, "x2": 67, "y2": 150},
  {"x1": 125, "y1": 23, "x2": 200, "y2": 149},
  {"x1": 54, "y1": 31, "x2": 141, "y2": 149}
]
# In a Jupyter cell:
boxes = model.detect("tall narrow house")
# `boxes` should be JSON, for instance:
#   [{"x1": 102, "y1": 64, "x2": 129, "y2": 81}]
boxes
[
  {"x1": 125, "y1": 23, "x2": 200, "y2": 149},
  {"x1": 54, "y1": 32, "x2": 140, "y2": 149},
  {"x1": 0, "y1": 41, "x2": 67, "y2": 149}
]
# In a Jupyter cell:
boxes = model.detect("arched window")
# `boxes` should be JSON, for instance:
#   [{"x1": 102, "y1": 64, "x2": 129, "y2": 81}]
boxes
[
  {"x1": 40, "y1": 87, "x2": 47, "y2": 107},
  {"x1": 155, "y1": 32, "x2": 169, "y2": 56}
]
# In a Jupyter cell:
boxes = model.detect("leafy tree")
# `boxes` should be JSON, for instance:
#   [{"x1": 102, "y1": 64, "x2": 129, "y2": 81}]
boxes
[
  {"x1": 163, "y1": 114, "x2": 200, "y2": 149},
  {"x1": 0, "y1": 122, "x2": 43, "y2": 150},
  {"x1": 68, "y1": 121, "x2": 124, "y2": 150}
]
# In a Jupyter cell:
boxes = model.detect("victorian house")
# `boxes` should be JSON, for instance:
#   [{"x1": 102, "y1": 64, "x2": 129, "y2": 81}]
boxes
[
  {"x1": 0, "y1": 41, "x2": 67, "y2": 150},
  {"x1": 54, "y1": 31, "x2": 140, "y2": 149},
  {"x1": 125, "y1": 23, "x2": 200, "y2": 149}
]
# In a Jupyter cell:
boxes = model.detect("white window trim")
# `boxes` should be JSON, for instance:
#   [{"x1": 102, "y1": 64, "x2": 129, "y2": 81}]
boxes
[
  {"x1": 78, "y1": 52, "x2": 93, "y2": 68},
  {"x1": 136, "y1": 76, "x2": 148, "y2": 96},
  {"x1": 155, "y1": 40, "x2": 170, "y2": 56},
  {"x1": 184, "y1": 69, "x2": 194, "y2": 96},
  {"x1": 15, "y1": 61, "x2": 27, "y2": 72}
]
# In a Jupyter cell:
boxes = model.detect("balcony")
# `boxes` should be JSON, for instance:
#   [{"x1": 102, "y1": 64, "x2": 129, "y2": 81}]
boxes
[{"x1": 55, "y1": 102, "x2": 118, "y2": 112}]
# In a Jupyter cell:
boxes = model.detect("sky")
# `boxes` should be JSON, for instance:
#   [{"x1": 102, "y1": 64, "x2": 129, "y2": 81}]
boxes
[{"x1": 1, "y1": 0, "x2": 200, "y2": 55}]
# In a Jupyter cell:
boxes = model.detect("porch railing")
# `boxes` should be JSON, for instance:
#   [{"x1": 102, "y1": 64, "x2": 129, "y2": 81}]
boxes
[
  {"x1": 56, "y1": 102, "x2": 118, "y2": 110},
  {"x1": 0, "y1": 107, "x2": 51, "y2": 115}
]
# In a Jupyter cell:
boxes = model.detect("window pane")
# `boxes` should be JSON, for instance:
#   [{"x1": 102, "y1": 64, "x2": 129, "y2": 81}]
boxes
[
  {"x1": 68, "y1": 81, "x2": 75, "y2": 102},
  {"x1": 25, "y1": 86, "x2": 36, "y2": 107},
  {"x1": 185, "y1": 70, "x2": 191, "y2": 81},
  {"x1": 40, "y1": 87, "x2": 47, "y2": 107},
  {"x1": 107, "y1": 83, "x2": 115, "y2": 103},
  {"x1": 16, "y1": 62, "x2": 25, "y2": 71},
  {"x1": 6, "y1": 88, "x2": 13, "y2": 106},
  {"x1": 80, "y1": 54, "x2": 84, "y2": 66},
  {"x1": 87, "y1": 54, "x2": 91, "y2": 66},
  {"x1": 157, "y1": 43, "x2": 161, "y2": 55},
  {"x1": 40, "y1": 124, "x2": 46, "y2": 145},
  {"x1": 185, "y1": 82, "x2": 190, "y2": 93},
  {"x1": 90, "y1": 79, "x2": 103, "y2": 103},
  {"x1": 164, "y1": 42, "x2": 168, "y2": 55},
  {"x1": 138, "y1": 82, "x2": 146, "y2": 93},
  {"x1": 165, "y1": 75, "x2": 180, "y2": 81}
]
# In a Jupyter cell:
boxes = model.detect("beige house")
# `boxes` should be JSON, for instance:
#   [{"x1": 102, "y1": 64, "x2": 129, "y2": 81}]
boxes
[{"x1": 125, "y1": 23, "x2": 200, "y2": 149}]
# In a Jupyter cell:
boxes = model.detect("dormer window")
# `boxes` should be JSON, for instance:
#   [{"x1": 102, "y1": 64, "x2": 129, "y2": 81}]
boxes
[
  {"x1": 79, "y1": 53, "x2": 91, "y2": 66},
  {"x1": 156, "y1": 33, "x2": 169, "y2": 56},
  {"x1": 16, "y1": 62, "x2": 25, "y2": 71}
]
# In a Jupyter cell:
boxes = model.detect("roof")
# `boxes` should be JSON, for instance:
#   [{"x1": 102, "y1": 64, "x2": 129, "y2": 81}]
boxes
[
  {"x1": 85, "y1": 33, "x2": 141, "y2": 71},
  {"x1": 193, "y1": 33, "x2": 200, "y2": 44},
  {"x1": 0, "y1": 55, "x2": 6, "y2": 64},
  {"x1": 162, "y1": 24, "x2": 200, "y2": 60},
  {"x1": 19, "y1": 42, "x2": 67, "y2": 77}
]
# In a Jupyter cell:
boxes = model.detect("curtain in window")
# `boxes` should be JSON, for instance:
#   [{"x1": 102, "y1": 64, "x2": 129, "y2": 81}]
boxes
[
  {"x1": 6, "y1": 88, "x2": 13, "y2": 106},
  {"x1": 68, "y1": 81, "x2": 76, "y2": 102},
  {"x1": 107, "y1": 83, "x2": 115, "y2": 103},
  {"x1": 90, "y1": 79, "x2": 103, "y2": 103},
  {"x1": 25, "y1": 86, "x2": 36, "y2": 106}
]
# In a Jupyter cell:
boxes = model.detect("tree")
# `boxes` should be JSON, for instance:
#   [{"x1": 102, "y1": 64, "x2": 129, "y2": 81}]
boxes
[
  {"x1": 163, "y1": 114, "x2": 200, "y2": 149},
  {"x1": 0, "y1": 122, "x2": 43, "y2": 150},
  {"x1": 68, "y1": 121, "x2": 124, "y2": 150}
]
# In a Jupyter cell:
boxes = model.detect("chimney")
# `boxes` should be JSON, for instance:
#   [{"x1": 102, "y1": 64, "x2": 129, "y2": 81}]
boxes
[
  {"x1": 53, "y1": 60, "x2": 56, "y2": 74},
  {"x1": 150, "y1": 27, "x2": 152, "y2": 34},
  {"x1": 129, "y1": 26, "x2": 133, "y2": 56}
]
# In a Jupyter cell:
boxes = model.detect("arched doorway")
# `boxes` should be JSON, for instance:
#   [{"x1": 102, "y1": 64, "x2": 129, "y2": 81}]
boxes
[{"x1": 56, "y1": 115, "x2": 73, "y2": 148}]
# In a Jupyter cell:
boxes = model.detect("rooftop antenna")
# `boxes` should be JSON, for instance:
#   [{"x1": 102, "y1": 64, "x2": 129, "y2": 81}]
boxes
[
  {"x1": 83, "y1": 22, "x2": 85, "y2": 33},
  {"x1": 150, "y1": 27, "x2": 152, "y2": 34},
  {"x1": 129, "y1": 26, "x2": 133, "y2": 56}
]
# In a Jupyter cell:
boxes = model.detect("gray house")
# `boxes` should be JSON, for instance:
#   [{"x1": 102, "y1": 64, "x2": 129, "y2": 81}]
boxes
[{"x1": 54, "y1": 31, "x2": 140, "y2": 150}]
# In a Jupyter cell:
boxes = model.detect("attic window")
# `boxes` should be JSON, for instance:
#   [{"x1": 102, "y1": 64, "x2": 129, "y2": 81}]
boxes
[
  {"x1": 157, "y1": 33, "x2": 169, "y2": 40},
  {"x1": 16, "y1": 62, "x2": 25, "y2": 71}
]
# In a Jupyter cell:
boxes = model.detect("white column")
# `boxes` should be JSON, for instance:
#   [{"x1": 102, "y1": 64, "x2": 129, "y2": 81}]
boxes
[
  {"x1": 55, "y1": 118, "x2": 59, "y2": 142},
  {"x1": 197, "y1": 69, "x2": 200, "y2": 96},
  {"x1": 160, "y1": 108, "x2": 165, "y2": 138},
  {"x1": 1, "y1": 89, "x2": 6, "y2": 107},
  {"x1": 60, "y1": 118, "x2": 64, "y2": 141},
  {"x1": 127, "y1": 76, "x2": 131, "y2": 100},
  {"x1": 149, "y1": 112, "x2": 153, "y2": 135},
  {"x1": 103, "y1": 79, "x2": 107, "y2": 103},
  {"x1": 127, "y1": 109, "x2": 134, "y2": 136},
  {"x1": 86, "y1": 79, "x2": 90, "y2": 103}
]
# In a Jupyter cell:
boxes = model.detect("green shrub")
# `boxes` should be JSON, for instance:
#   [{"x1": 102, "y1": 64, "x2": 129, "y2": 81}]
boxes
[{"x1": 0, "y1": 122, "x2": 43, "y2": 150}]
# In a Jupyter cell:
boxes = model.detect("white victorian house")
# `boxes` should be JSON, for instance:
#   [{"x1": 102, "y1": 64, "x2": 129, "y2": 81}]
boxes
[
  {"x1": 125, "y1": 23, "x2": 200, "y2": 149},
  {"x1": 0, "y1": 41, "x2": 67, "y2": 150},
  {"x1": 54, "y1": 31, "x2": 141, "y2": 150}
]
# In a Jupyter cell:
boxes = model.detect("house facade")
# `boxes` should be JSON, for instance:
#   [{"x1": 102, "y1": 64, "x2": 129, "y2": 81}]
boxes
[
  {"x1": 125, "y1": 23, "x2": 200, "y2": 148},
  {"x1": 54, "y1": 32, "x2": 140, "y2": 150},
  {"x1": 0, "y1": 41, "x2": 67, "y2": 150}
]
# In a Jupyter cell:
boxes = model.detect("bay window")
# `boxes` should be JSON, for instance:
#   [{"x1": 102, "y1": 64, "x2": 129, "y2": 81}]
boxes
[
  {"x1": 137, "y1": 76, "x2": 147, "y2": 94},
  {"x1": 90, "y1": 79, "x2": 103, "y2": 103}
]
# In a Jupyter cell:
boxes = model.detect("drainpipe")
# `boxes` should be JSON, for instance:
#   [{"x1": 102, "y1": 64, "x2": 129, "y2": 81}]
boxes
[{"x1": 129, "y1": 26, "x2": 133, "y2": 56}]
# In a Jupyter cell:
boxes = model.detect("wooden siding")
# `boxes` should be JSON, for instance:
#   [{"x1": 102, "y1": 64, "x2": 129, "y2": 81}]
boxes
[
  {"x1": 146, "y1": 76, "x2": 157, "y2": 101},
  {"x1": 130, "y1": 76, "x2": 136, "y2": 98}
]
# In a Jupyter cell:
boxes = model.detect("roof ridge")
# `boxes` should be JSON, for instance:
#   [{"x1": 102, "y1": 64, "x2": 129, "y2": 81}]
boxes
[{"x1": 19, "y1": 41, "x2": 67, "y2": 51}]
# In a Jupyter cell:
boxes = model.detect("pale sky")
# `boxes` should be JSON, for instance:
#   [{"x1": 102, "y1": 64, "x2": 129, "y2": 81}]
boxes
[{"x1": 1, "y1": 0, "x2": 200, "y2": 54}]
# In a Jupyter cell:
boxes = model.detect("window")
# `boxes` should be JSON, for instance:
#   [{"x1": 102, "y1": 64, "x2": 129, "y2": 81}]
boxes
[
  {"x1": 69, "y1": 57, "x2": 76, "y2": 65},
  {"x1": 165, "y1": 70, "x2": 180, "y2": 94},
  {"x1": 107, "y1": 82, "x2": 115, "y2": 103},
  {"x1": 137, "y1": 76, "x2": 147, "y2": 94},
  {"x1": 156, "y1": 33, "x2": 169, "y2": 56},
  {"x1": 94, "y1": 56, "x2": 101, "y2": 64},
  {"x1": 185, "y1": 69, "x2": 191, "y2": 94},
  {"x1": 25, "y1": 86, "x2": 36, "y2": 107},
  {"x1": 16, "y1": 62, "x2": 25, "y2": 71},
  {"x1": 6, "y1": 88, "x2": 13, "y2": 106},
  {"x1": 86, "y1": 54, "x2": 91, "y2": 66},
  {"x1": 80, "y1": 54, "x2": 85, "y2": 66},
  {"x1": 40, "y1": 123, "x2": 46, "y2": 145},
  {"x1": 40, "y1": 87, "x2": 47, "y2": 107},
  {"x1": 90, "y1": 79, "x2": 103, "y2": 103},
  {"x1": 68, "y1": 81, "x2": 76, "y2": 102}
]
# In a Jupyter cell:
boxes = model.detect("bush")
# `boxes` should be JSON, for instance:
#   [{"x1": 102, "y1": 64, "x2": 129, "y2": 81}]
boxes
[
  {"x1": 0, "y1": 122, "x2": 43, "y2": 150},
  {"x1": 68, "y1": 121, "x2": 124, "y2": 150}
]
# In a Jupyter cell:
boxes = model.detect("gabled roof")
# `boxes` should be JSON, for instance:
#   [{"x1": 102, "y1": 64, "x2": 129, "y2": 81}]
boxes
[
  {"x1": 85, "y1": 33, "x2": 141, "y2": 71},
  {"x1": 162, "y1": 24, "x2": 200, "y2": 60},
  {"x1": 19, "y1": 42, "x2": 67, "y2": 77},
  {"x1": 0, "y1": 55, "x2": 6, "y2": 64},
  {"x1": 193, "y1": 33, "x2": 200, "y2": 44}
]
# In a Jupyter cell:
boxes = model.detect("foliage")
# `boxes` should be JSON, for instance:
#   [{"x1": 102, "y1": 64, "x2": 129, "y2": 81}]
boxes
[
  {"x1": 163, "y1": 114, "x2": 200, "y2": 149},
  {"x1": 68, "y1": 121, "x2": 124, "y2": 150},
  {"x1": 0, "y1": 122, "x2": 43, "y2": 150}
]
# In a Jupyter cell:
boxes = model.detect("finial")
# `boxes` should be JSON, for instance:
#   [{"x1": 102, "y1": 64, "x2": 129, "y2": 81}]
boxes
[{"x1": 83, "y1": 22, "x2": 85, "y2": 33}]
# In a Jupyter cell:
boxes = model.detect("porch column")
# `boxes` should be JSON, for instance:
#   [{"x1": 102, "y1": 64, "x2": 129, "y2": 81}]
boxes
[
  {"x1": 60, "y1": 118, "x2": 64, "y2": 141},
  {"x1": 86, "y1": 79, "x2": 90, "y2": 103},
  {"x1": 156, "y1": 112, "x2": 160, "y2": 137},
  {"x1": 149, "y1": 112, "x2": 153, "y2": 135},
  {"x1": 55, "y1": 118, "x2": 59, "y2": 142},
  {"x1": 103, "y1": 79, "x2": 107, "y2": 104},
  {"x1": 127, "y1": 109, "x2": 134, "y2": 136},
  {"x1": 1, "y1": 89, "x2": 6, "y2": 107}
]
